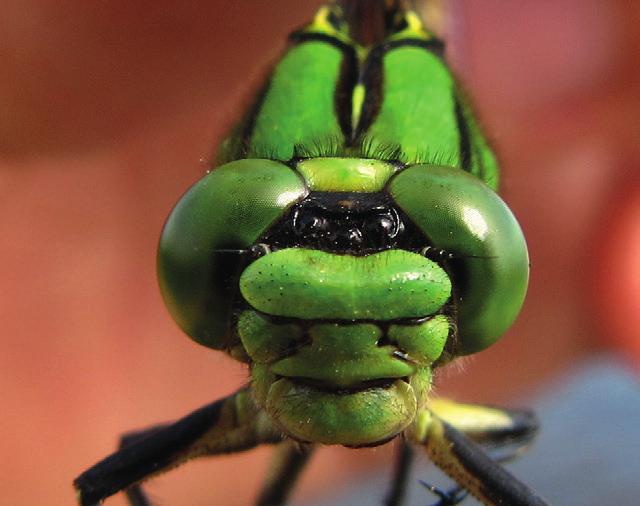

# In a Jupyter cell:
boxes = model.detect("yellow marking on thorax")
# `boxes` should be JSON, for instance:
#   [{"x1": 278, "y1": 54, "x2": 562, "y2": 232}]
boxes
[{"x1": 351, "y1": 83, "x2": 366, "y2": 131}]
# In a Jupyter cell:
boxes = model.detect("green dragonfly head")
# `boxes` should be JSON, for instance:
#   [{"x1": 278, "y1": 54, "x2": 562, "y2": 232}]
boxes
[
  {"x1": 157, "y1": 156, "x2": 528, "y2": 445},
  {"x1": 156, "y1": 5, "x2": 529, "y2": 446}
]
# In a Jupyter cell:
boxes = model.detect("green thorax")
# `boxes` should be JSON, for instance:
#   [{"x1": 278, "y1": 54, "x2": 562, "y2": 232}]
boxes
[{"x1": 217, "y1": 5, "x2": 499, "y2": 190}]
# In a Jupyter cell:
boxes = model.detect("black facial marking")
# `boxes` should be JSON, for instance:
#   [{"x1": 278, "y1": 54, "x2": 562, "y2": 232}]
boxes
[
  {"x1": 262, "y1": 192, "x2": 426, "y2": 255},
  {"x1": 354, "y1": 37, "x2": 445, "y2": 144},
  {"x1": 335, "y1": 38, "x2": 359, "y2": 140}
]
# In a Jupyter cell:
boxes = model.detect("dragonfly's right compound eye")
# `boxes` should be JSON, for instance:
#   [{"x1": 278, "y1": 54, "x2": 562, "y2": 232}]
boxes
[
  {"x1": 388, "y1": 165, "x2": 529, "y2": 355},
  {"x1": 157, "y1": 159, "x2": 308, "y2": 349}
]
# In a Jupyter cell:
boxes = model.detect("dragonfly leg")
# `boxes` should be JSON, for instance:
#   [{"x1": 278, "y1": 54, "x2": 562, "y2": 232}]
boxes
[
  {"x1": 429, "y1": 399, "x2": 539, "y2": 461},
  {"x1": 74, "y1": 388, "x2": 282, "y2": 506},
  {"x1": 256, "y1": 440, "x2": 315, "y2": 506},
  {"x1": 384, "y1": 438, "x2": 415, "y2": 506},
  {"x1": 406, "y1": 403, "x2": 549, "y2": 506},
  {"x1": 115, "y1": 425, "x2": 170, "y2": 506}
]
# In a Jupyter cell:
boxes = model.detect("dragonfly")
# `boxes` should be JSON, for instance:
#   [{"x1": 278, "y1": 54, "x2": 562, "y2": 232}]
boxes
[{"x1": 74, "y1": 1, "x2": 547, "y2": 505}]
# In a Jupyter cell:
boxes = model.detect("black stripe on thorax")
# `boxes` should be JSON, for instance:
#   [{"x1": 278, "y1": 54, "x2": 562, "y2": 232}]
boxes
[
  {"x1": 353, "y1": 37, "x2": 445, "y2": 141},
  {"x1": 379, "y1": 37, "x2": 445, "y2": 56},
  {"x1": 289, "y1": 30, "x2": 355, "y2": 53},
  {"x1": 237, "y1": 75, "x2": 273, "y2": 159},
  {"x1": 454, "y1": 96, "x2": 473, "y2": 171},
  {"x1": 239, "y1": 31, "x2": 359, "y2": 153},
  {"x1": 289, "y1": 31, "x2": 359, "y2": 140}
]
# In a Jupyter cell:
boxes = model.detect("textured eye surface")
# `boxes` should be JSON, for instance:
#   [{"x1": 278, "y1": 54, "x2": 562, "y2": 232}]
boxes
[
  {"x1": 389, "y1": 164, "x2": 529, "y2": 354},
  {"x1": 157, "y1": 159, "x2": 307, "y2": 349}
]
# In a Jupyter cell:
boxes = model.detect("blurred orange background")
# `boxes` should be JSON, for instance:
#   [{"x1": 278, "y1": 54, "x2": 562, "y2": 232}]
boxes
[{"x1": 1, "y1": 1, "x2": 639, "y2": 505}]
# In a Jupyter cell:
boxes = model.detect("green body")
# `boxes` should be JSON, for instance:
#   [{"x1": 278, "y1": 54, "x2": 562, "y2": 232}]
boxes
[
  {"x1": 365, "y1": 46, "x2": 461, "y2": 166},
  {"x1": 75, "y1": 5, "x2": 544, "y2": 506},
  {"x1": 157, "y1": 4, "x2": 529, "y2": 453},
  {"x1": 248, "y1": 40, "x2": 345, "y2": 160}
]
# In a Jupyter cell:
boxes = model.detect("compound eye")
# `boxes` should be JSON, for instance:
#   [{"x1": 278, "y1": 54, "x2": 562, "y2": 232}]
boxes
[
  {"x1": 157, "y1": 159, "x2": 307, "y2": 349},
  {"x1": 388, "y1": 164, "x2": 529, "y2": 355}
]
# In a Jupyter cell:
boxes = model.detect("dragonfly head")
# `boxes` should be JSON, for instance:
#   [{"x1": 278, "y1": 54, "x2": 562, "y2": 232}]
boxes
[{"x1": 157, "y1": 157, "x2": 528, "y2": 445}]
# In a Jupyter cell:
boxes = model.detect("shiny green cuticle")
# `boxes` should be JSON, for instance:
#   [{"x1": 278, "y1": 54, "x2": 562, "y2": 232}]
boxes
[
  {"x1": 388, "y1": 315, "x2": 450, "y2": 365},
  {"x1": 270, "y1": 323, "x2": 414, "y2": 388},
  {"x1": 296, "y1": 158, "x2": 398, "y2": 192},
  {"x1": 364, "y1": 47, "x2": 458, "y2": 165},
  {"x1": 247, "y1": 41, "x2": 344, "y2": 160},
  {"x1": 239, "y1": 248, "x2": 452, "y2": 321}
]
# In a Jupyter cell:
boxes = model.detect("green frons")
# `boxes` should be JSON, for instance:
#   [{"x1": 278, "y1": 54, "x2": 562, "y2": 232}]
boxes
[{"x1": 239, "y1": 248, "x2": 452, "y2": 321}]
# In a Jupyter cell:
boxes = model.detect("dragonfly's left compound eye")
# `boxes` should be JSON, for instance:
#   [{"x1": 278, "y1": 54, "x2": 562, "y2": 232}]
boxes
[
  {"x1": 157, "y1": 159, "x2": 308, "y2": 349},
  {"x1": 388, "y1": 165, "x2": 529, "y2": 355}
]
